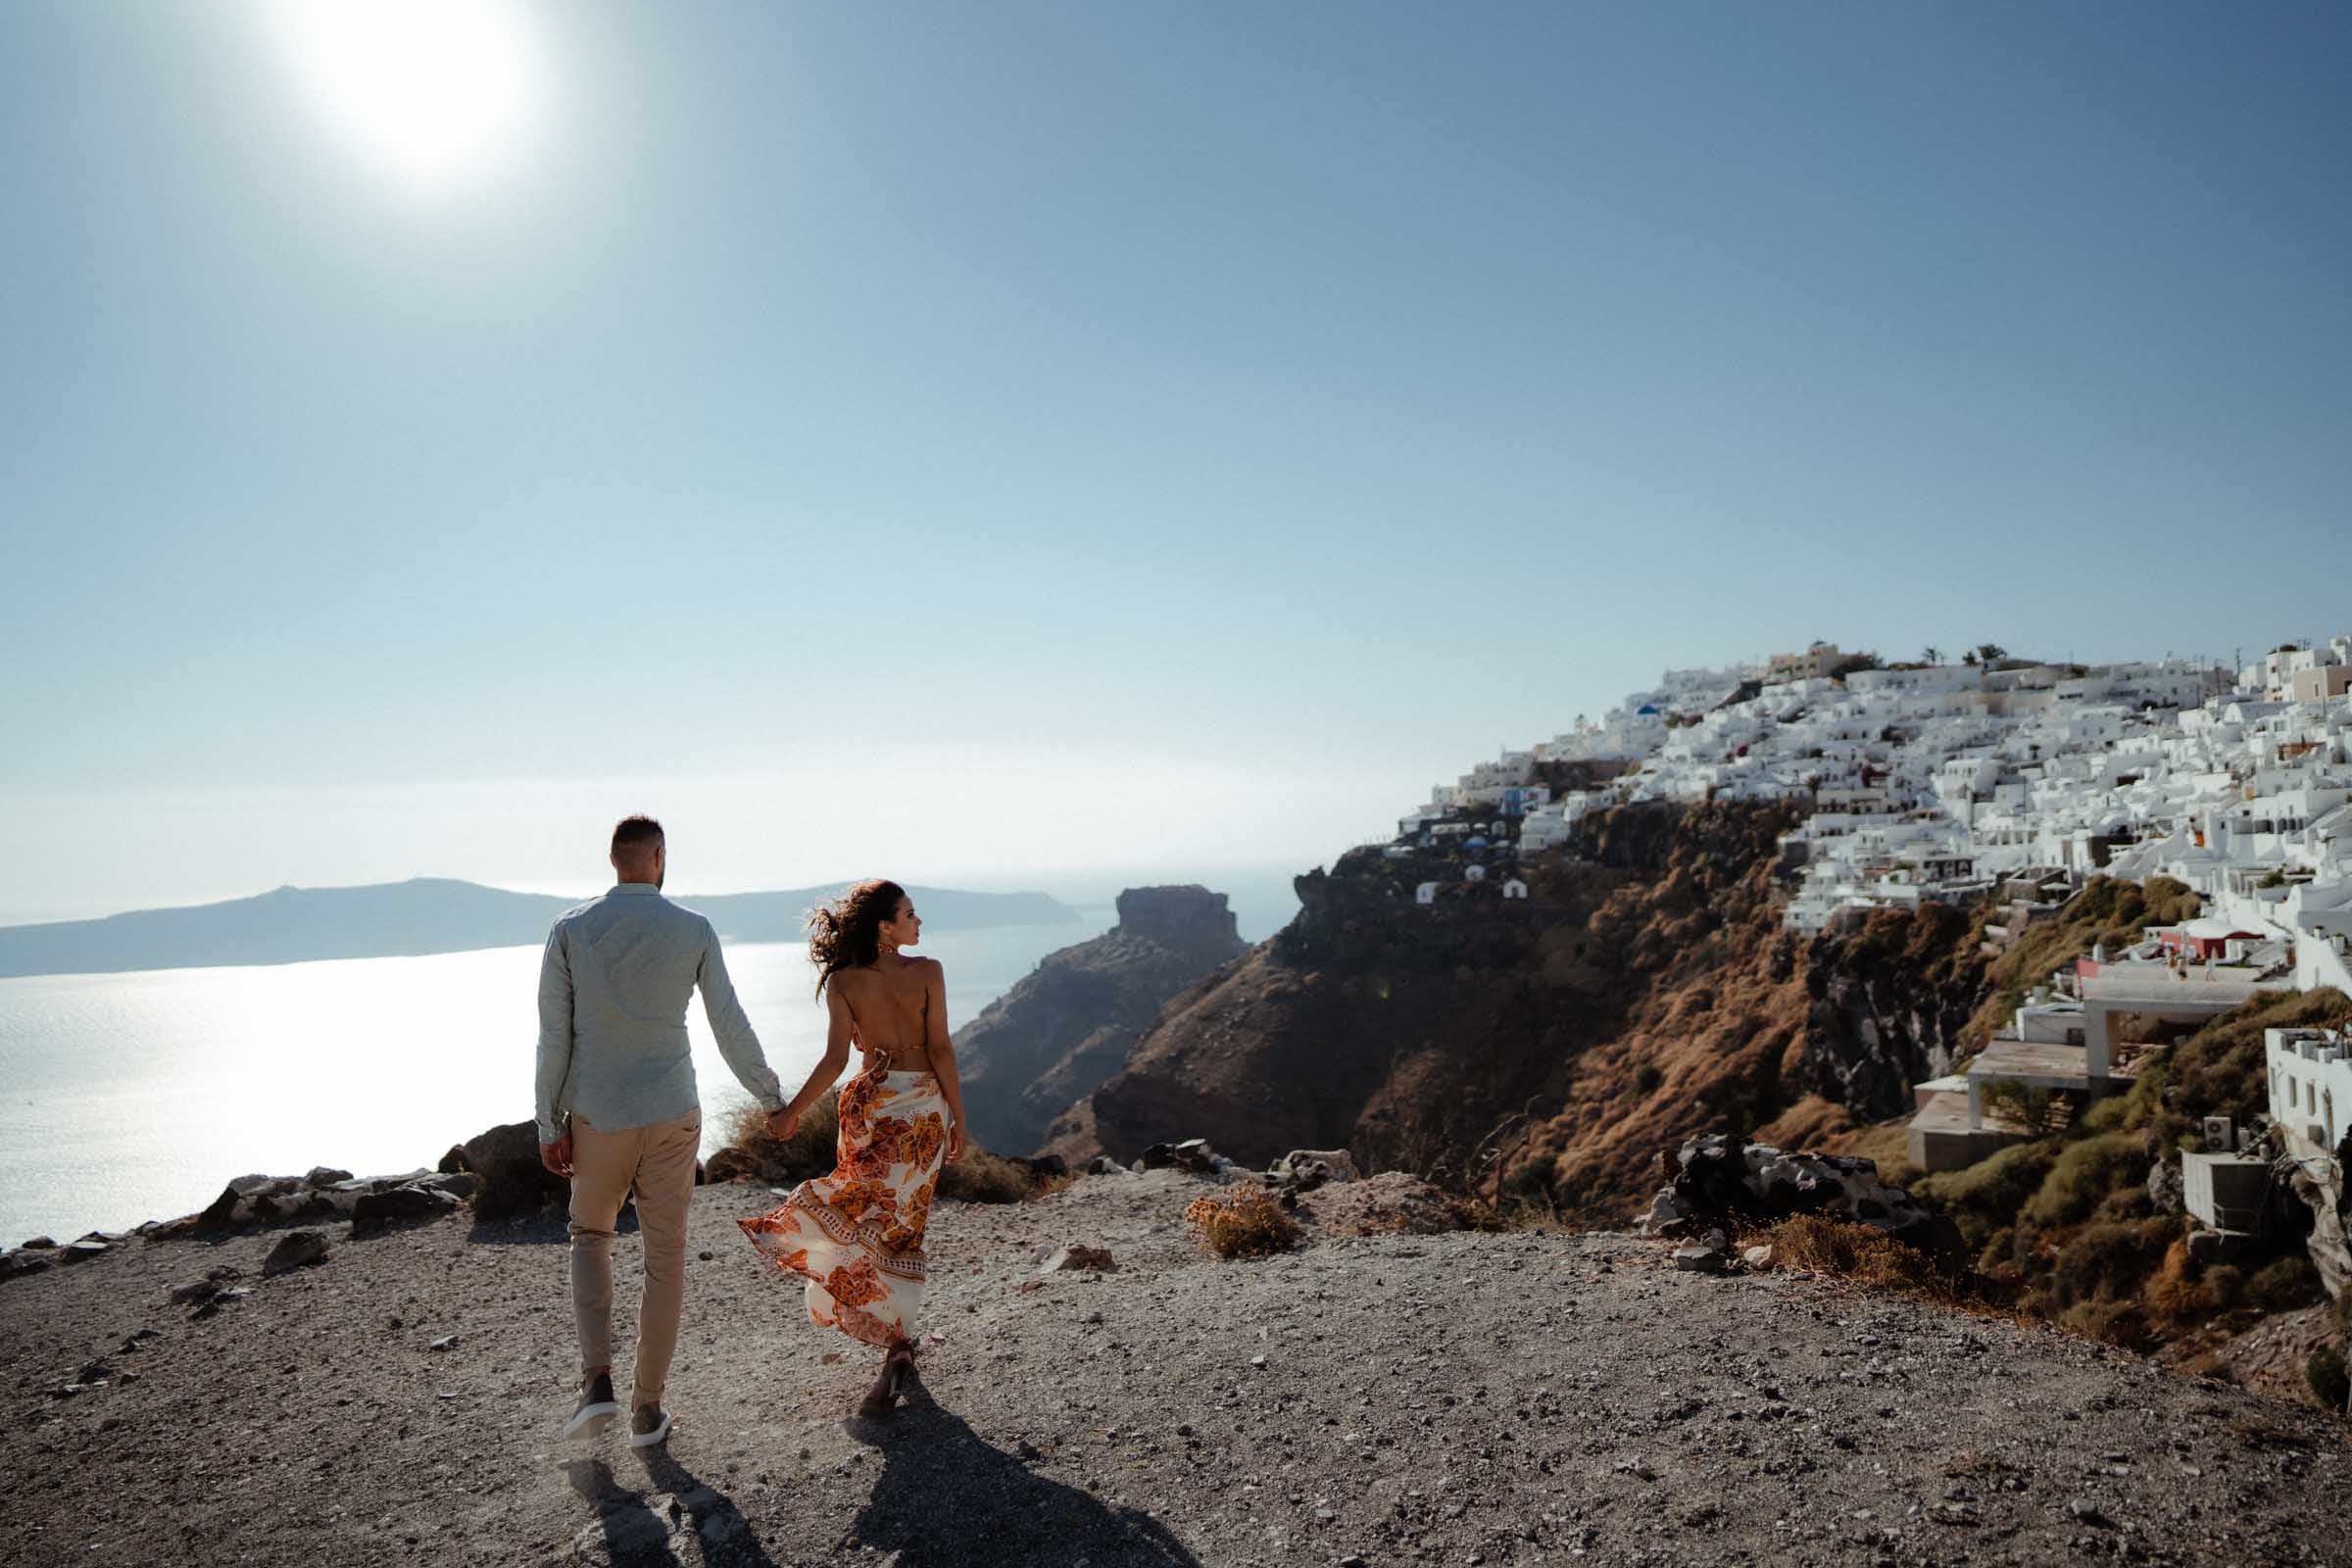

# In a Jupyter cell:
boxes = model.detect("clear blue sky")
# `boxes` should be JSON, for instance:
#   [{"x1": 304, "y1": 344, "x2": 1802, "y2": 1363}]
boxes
[{"x1": 3, "y1": 2, "x2": 2346, "y2": 920}]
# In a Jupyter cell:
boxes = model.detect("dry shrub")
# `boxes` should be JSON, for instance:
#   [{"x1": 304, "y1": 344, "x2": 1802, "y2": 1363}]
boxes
[
  {"x1": 1185, "y1": 1184, "x2": 1303, "y2": 1259},
  {"x1": 937, "y1": 1145, "x2": 1036, "y2": 1204},
  {"x1": 2308, "y1": 1348, "x2": 2350, "y2": 1411},
  {"x1": 2050, "y1": 1217, "x2": 2175, "y2": 1308},
  {"x1": 710, "y1": 1093, "x2": 1045, "y2": 1204},
  {"x1": 2246, "y1": 1255, "x2": 2326, "y2": 1314},
  {"x1": 1763, "y1": 1214, "x2": 1953, "y2": 1298},
  {"x1": 708, "y1": 1093, "x2": 842, "y2": 1185},
  {"x1": 2062, "y1": 1298, "x2": 2154, "y2": 1351}
]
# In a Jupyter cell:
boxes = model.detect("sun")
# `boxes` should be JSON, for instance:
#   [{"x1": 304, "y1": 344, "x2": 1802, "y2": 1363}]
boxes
[{"x1": 260, "y1": 0, "x2": 546, "y2": 191}]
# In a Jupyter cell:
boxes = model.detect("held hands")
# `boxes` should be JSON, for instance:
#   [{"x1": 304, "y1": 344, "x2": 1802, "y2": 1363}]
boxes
[
  {"x1": 766, "y1": 1106, "x2": 800, "y2": 1141},
  {"x1": 538, "y1": 1135, "x2": 574, "y2": 1179}
]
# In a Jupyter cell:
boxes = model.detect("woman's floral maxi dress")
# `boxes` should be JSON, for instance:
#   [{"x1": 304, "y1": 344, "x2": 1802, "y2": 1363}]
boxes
[{"x1": 738, "y1": 1060, "x2": 951, "y2": 1350}]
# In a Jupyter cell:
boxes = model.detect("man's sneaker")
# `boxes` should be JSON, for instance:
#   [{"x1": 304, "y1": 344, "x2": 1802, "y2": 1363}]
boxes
[
  {"x1": 564, "y1": 1373, "x2": 618, "y2": 1439},
  {"x1": 628, "y1": 1402, "x2": 672, "y2": 1447}
]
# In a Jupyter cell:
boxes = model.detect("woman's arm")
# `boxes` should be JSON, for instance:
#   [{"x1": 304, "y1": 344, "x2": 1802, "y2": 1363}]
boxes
[
  {"x1": 922, "y1": 958, "x2": 968, "y2": 1160},
  {"x1": 770, "y1": 985, "x2": 856, "y2": 1137}
]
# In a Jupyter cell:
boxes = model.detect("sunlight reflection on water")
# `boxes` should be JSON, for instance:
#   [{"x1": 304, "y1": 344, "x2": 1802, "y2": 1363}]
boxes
[{"x1": 0, "y1": 923, "x2": 1097, "y2": 1243}]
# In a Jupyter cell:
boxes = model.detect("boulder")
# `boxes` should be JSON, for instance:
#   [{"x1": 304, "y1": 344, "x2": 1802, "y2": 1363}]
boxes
[
  {"x1": 1142, "y1": 1138, "x2": 1227, "y2": 1175},
  {"x1": 1642, "y1": 1134, "x2": 1947, "y2": 1262},
  {"x1": 264, "y1": 1229, "x2": 330, "y2": 1276},
  {"x1": 1271, "y1": 1149, "x2": 1362, "y2": 1191},
  {"x1": 458, "y1": 1121, "x2": 568, "y2": 1221},
  {"x1": 417, "y1": 1171, "x2": 482, "y2": 1200},
  {"x1": 1011, "y1": 1153, "x2": 1071, "y2": 1179},
  {"x1": 0, "y1": 1250, "x2": 54, "y2": 1284},
  {"x1": 302, "y1": 1166, "x2": 354, "y2": 1189},
  {"x1": 349, "y1": 1185, "x2": 461, "y2": 1240},
  {"x1": 436, "y1": 1145, "x2": 469, "y2": 1175},
  {"x1": 1083, "y1": 1155, "x2": 1127, "y2": 1176},
  {"x1": 20, "y1": 1236, "x2": 56, "y2": 1250},
  {"x1": 58, "y1": 1239, "x2": 109, "y2": 1265},
  {"x1": 2147, "y1": 1159, "x2": 2185, "y2": 1215}
]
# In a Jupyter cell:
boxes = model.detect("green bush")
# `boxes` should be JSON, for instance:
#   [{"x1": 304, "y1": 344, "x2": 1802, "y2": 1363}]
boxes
[
  {"x1": 1975, "y1": 1226, "x2": 2017, "y2": 1274},
  {"x1": 1920, "y1": 1141, "x2": 2056, "y2": 1220},
  {"x1": 2306, "y1": 1348, "x2": 2349, "y2": 1411},
  {"x1": 2022, "y1": 1133, "x2": 2151, "y2": 1230},
  {"x1": 2050, "y1": 1219, "x2": 2173, "y2": 1308},
  {"x1": 2246, "y1": 1255, "x2": 2326, "y2": 1314},
  {"x1": 2060, "y1": 1298, "x2": 2154, "y2": 1351}
]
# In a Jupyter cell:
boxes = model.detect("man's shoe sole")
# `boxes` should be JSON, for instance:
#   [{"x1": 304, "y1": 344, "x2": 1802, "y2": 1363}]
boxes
[
  {"x1": 627, "y1": 1410, "x2": 672, "y2": 1447},
  {"x1": 564, "y1": 1401, "x2": 619, "y2": 1440}
]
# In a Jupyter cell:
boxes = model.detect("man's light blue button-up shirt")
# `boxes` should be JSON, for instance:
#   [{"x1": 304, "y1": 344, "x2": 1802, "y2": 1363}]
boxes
[{"x1": 534, "y1": 883, "x2": 784, "y2": 1143}]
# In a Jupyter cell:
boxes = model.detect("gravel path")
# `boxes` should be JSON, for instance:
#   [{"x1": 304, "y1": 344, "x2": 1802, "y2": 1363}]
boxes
[{"x1": 3, "y1": 1169, "x2": 2348, "y2": 1568}]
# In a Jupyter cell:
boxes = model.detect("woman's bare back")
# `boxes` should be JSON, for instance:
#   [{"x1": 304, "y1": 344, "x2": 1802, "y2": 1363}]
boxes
[{"x1": 833, "y1": 957, "x2": 938, "y2": 1070}]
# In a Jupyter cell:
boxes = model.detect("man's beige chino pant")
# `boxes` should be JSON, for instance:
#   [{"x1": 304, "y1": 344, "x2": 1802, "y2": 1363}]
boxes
[{"x1": 568, "y1": 1105, "x2": 701, "y2": 1408}]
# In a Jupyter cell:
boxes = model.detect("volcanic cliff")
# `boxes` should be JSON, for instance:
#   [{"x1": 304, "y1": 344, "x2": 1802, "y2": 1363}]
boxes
[
  {"x1": 953, "y1": 885, "x2": 1248, "y2": 1156},
  {"x1": 1046, "y1": 805, "x2": 1783, "y2": 1213}
]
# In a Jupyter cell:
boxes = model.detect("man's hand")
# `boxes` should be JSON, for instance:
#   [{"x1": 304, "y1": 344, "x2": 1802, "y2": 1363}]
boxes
[
  {"x1": 766, "y1": 1107, "x2": 800, "y2": 1141},
  {"x1": 539, "y1": 1136, "x2": 574, "y2": 1179}
]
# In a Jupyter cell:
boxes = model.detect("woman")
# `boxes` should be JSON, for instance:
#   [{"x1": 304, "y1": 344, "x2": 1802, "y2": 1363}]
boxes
[{"x1": 738, "y1": 880, "x2": 968, "y2": 1416}]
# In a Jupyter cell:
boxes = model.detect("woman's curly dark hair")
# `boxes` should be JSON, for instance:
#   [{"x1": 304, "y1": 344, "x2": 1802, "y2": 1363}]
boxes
[{"x1": 807, "y1": 878, "x2": 908, "y2": 998}]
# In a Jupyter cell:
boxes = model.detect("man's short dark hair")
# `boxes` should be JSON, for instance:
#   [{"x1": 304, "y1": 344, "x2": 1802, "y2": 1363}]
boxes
[{"x1": 612, "y1": 815, "x2": 664, "y2": 854}]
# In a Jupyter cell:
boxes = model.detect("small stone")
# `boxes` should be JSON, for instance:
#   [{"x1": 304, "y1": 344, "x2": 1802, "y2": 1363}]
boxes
[
  {"x1": 698, "y1": 1250, "x2": 715, "y2": 1261},
  {"x1": 1743, "y1": 1243, "x2": 1775, "y2": 1268},
  {"x1": 19, "y1": 1237, "x2": 56, "y2": 1250},
  {"x1": 264, "y1": 1229, "x2": 330, "y2": 1276},
  {"x1": 1250, "y1": 1355, "x2": 1268, "y2": 1369},
  {"x1": 1017, "y1": 1440, "x2": 1043, "y2": 1460},
  {"x1": 428, "y1": 1335, "x2": 457, "y2": 1351}
]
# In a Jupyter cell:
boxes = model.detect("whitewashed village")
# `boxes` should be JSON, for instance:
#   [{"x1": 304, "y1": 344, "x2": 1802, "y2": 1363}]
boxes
[{"x1": 1385, "y1": 635, "x2": 2352, "y2": 1293}]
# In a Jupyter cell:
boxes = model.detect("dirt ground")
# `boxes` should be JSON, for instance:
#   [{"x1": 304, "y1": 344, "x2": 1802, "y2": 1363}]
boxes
[{"x1": 4, "y1": 1168, "x2": 2349, "y2": 1568}]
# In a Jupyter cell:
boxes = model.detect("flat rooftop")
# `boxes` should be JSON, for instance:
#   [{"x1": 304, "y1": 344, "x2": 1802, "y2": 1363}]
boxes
[{"x1": 2080, "y1": 969, "x2": 2284, "y2": 1006}]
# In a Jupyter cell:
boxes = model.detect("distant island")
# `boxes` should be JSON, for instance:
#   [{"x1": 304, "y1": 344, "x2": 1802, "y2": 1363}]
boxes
[{"x1": 0, "y1": 878, "x2": 1080, "y2": 979}]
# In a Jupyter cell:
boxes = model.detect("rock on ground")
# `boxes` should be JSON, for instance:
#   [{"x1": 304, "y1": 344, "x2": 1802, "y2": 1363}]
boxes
[{"x1": 0, "y1": 1170, "x2": 2348, "y2": 1566}]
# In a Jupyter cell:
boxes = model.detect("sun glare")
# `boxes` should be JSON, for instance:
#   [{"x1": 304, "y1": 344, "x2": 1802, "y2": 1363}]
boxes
[{"x1": 262, "y1": 0, "x2": 546, "y2": 190}]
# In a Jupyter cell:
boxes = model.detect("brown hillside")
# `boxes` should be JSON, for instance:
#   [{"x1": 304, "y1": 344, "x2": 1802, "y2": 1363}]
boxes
[{"x1": 1050, "y1": 803, "x2": 1832, "y2": 1223}]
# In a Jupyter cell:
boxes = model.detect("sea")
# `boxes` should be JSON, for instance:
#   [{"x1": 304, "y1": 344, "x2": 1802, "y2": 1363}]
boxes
[{"x1": 0, "y1": 872, "x2": 1303, "y2": 1247}]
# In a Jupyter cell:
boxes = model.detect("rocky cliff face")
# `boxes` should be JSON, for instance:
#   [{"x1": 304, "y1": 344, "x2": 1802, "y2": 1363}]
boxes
[
  {"x1": 1797, "y1": 904, "x2": 1986, "y2": 1121},
  {"x1": 1043, "y1": 803, "x2": 2020, "y2": 1226},
  {"x1": 953, "y1": 886, "x2": 1246, "y2": 1155},
  {"x1": 1048, "y1": 804, "x2": 1798, "y2": 1215}
]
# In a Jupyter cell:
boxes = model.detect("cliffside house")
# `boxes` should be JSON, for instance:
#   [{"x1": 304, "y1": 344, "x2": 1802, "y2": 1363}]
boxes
[
  {"x1": 1907, "y1": 967, "x2": 2292, "y2": 1173},
  {"x1": 2267, "y1": 1025, "x2": 2352, "y2": 1160}
]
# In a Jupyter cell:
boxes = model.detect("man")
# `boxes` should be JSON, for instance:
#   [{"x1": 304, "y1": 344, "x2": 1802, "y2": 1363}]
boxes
[{"x1": 537, "y1": 815, "x2": 787, "y2": 1446}]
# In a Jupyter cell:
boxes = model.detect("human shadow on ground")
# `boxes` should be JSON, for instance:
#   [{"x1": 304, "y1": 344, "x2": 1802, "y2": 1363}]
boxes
[
  {"x1": 844, "y1": 1385, "x2": 1201, "y2": 1567},
  {"x1": 564, "y1": 1450, "x2": 789, "y2": 1568},
  {"x1": 564, "y1": 1456, "x2": 684, "y2": 1568}
]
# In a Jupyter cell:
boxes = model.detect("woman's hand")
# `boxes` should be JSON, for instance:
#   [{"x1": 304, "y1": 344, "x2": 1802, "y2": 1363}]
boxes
[
  {"x1": 946, "y1": 1117, "x2": 966, "y2": 1163},
  {"x1": 766, "y1": 1107, "x2": 800, "y2": 1141}
]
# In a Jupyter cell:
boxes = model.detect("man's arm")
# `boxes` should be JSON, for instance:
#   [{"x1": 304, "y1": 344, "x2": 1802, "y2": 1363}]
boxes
[
  {"x1": 534, "y1": 924, "x2": 576, "y2": 1168},
  {"x1": 698, "y1": 922, "x2": 785, "y2": 1112}
]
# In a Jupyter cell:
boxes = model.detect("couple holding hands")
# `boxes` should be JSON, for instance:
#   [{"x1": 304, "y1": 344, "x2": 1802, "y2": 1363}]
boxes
[{"x1": 534, "y1": 815, "x2": 964, "y2": 1443}]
